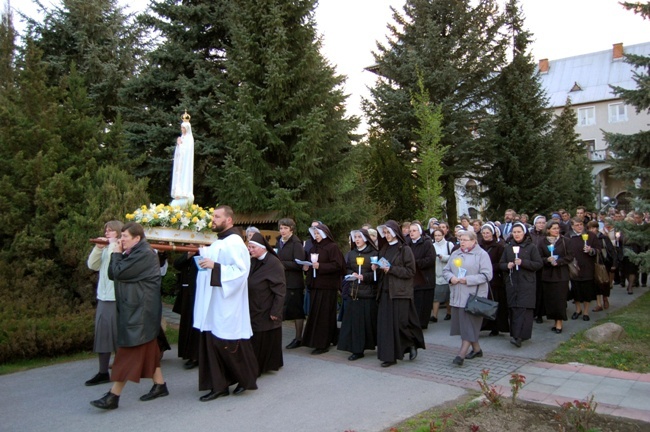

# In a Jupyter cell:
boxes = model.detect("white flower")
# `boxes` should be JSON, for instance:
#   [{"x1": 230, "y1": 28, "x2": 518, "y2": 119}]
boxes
[
  {"x1": 180, "y1": 216, "x2": 190, "y2": 229},
  {"x1": 195, "y1": 219, "x2": 207, "y2": 231}
]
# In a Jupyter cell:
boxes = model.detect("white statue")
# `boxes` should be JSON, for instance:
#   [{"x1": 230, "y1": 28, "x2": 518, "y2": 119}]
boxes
[{"x1": 170, "y1": 111, "x2": 194, "y2": 207}]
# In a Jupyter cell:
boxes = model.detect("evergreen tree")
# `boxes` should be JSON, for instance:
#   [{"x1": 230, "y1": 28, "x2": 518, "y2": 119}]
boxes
[
  {"x1": 364, "y1": 0, "x2": 507, "y2": 223},
  {"x1": 411, "y1": 74, "x2": 445, "y2": 222},
  {"x1": 549, "y1": 97, "x2": 595, "y2": 210},
  {"x1": 604, "y1": 2, "x2": 650, "y2": 272},
  {"x1": 215, "y1": 0, "x2": 360, "y2": 231},
  {"x1": 476, "y1": 0, "x2": 555, "y2": 219},
  {"x1": 25, "y1": 0, "x2": 144, "y2": 122},
  {"x1": 120, "y1": 0, "x2": 231, "y2": 205}
]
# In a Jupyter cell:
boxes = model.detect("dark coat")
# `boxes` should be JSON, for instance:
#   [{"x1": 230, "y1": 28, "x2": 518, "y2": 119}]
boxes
[
  {"x1": 377, "y1": 242, "x2": 416, "y2": 299},
  {"x1": 276, "y1": 234, "x2": 306, "y2": 289},
  {"x1": 407, "y1": 236, "x2": 436, "y2": 290},
  {"x1": 480, "y1": 238, "x2": 505, "y2": 290},
  {"x1": 538, "y1": 236, "x2": 573, "y2": 283},
  {"x1": 566, "y1": 230, "x2": 601, "y2": 281},
  {"x1": 304, "y1": 237, "x2": 345, "y2": 290},
  {"x1": 346, "y1": 244, "x2": 378, "y2": 299},
  {"x1": 248, "y1": 253, "x2": 286, "y2": 332},
  {"x1": 598, "y1": 233, "x2": 618, "y2": 271},
  {"x1": 109, "y1": 240, "x2": 162, "y2": 348},
  {"x1": 499, "y1": 237, "x2": 543, "y2": 309}
]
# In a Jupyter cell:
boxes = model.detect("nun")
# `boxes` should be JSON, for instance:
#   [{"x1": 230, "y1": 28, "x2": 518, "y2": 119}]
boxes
[{"x1": 372, "y1": 220, "x2": 425, "y2": 367}]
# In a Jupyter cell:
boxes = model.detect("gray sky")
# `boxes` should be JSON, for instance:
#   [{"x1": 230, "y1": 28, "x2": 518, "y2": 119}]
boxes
[{"x1": 13, "y1": 0, "x2": 649, "y2": 132}]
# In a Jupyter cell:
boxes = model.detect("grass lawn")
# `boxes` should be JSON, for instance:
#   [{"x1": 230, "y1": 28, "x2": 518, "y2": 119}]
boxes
[{"x1": 545, "y1": 290, "x2": 650, "y2": 373}]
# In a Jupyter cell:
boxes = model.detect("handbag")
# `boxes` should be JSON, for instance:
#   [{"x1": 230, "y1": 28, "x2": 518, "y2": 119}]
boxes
[
  {"x1": 568, "y1": 258, "x2": 580, "y2": 279},
  {"x1": 594, "y1": 252, "x2": 609, "y2": 285},
  {"x1": 464, "y1": 286, "x2": 498, "y2": 321}
]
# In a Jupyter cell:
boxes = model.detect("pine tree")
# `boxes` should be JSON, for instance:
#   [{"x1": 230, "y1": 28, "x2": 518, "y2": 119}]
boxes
[
  {"x1": 476, "y1": 0, "x2": 556, "y2": 219},
  {"x1": 120, "y1": 0, "x2": 231, "y2": 205},
  {"x1": 604, "y1": 2, "x2": 650, "y2": 272},
  {"x1": 365, "y1": 0, "x2": 507, "y2": 223},
  {"x1": 215, "y1": 0, "x2": 360, "y2": 230},
  {"x1": 411, "y1": 74, "x2": 445, "y2": 221},
  {"x1": 549, "y1": 97, "x2": 595, "y2": 210},
  {"x1": 25, "y1": 0, "x2": 144, "y2": 122}
]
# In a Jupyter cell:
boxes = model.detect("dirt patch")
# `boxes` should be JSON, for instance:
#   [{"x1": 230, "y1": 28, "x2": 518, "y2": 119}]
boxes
[{"x1": 387, "y1": 394, "x2": 648, "y2": 432}]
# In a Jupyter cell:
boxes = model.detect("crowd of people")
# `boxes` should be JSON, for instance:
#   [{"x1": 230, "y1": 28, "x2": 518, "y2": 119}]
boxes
[{"x1": 85, "y1": 204, "x2": 648, "y2": 409}]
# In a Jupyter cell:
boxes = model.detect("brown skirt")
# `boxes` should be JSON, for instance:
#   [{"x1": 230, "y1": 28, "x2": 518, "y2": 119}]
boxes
[{"x1": 111, "y1": 338, "x2": 161, "y2": 383}]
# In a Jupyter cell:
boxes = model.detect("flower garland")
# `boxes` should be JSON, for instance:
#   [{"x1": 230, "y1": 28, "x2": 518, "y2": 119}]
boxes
[{"x1": 126, "y1": 203, "x2": 213, "y2": 232}]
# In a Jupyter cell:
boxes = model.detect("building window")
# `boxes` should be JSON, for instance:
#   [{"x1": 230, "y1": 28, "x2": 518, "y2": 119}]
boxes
[
  {"x1": 577, "y1": 107, "x2": 595, "y2": 126},
  {"x1": 608, "y1": 103, "x2": 628, "y2": 123}
]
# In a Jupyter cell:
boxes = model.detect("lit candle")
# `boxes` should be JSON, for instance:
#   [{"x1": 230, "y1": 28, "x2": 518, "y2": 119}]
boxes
[
  {"x1": 370, "y1": 256, "x2": 378, "y2": 281},
  {"x1": 355, "y1": 256, "x2": 364, "y2": 284},
  {"x1": 512, "y1": 245, "x2": 520, "y2": 270},
  {"x1": 310, "y1": 253, "x2": 319, "y2": 278},
  {"x1": 453, "y1": 257, "x2": 463, "y2": 277}
]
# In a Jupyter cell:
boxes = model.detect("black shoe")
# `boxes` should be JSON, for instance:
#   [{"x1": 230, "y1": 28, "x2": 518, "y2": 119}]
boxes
[
  {"x1": 233, "y1": 385, "x2": 246, "y2": 395},
  {"x1": 409, "y1": 347, "x2": 417, "y2": 361},
  {"x1": 200, "y1": 388, "x2": 229, "y2": 402},
  {"x1": 583, "y1": 315, "x2": 590, "y2": 321},
  {"x1": 535, "y1": 316, "x2": 544, "y2": 324},
  {"x1": 90, "y1": 392, "x2": 119, "y2": 410},
  {"x1": 571, "y1": 312, "x2": 582, "y2": 320},
  {"x1": 184, "y1": 359, "x2": 199, "y2": 370},
  {"x1": 311, "y1": 348, "x2": 329, "y2": 355},
  {"x1": 553, "y1": 328, "x2": 562, "y2": 334},
  {"x1": 380, "y1": 361, "x2": 396, "y2": 368},
  {"x1": 140, "y1": 383, "x2": 169, "y2": 401},
  {"x1": 452, "y1": 356, "x2": 464, "y2": 366},
  {"x1": 85, "y1": 372, "x2": 110, "y2": 386},
  {"x1": 510, "y1": 337, "x2": 522, "y2": 348},
  {"x1": 489, "y1": 330, "x2": 499, "y2": 336},
  {"x1": 285, "y1": 339, "x2": 302, "y2": 349},
  {"x1": 465, "y1": 350, "x2": 483, "y2": 359},
  {"x1": 348, "y1": 353, "x2": 364, "y2": 361},
  {"x1": 444, "y1": 314, "x2": 452, "y2": 321},
  {"x1": 429, "y1": 316, "x2": 438, "y2": 323}
]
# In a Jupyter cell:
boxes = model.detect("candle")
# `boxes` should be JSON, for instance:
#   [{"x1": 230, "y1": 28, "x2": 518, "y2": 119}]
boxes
[
  {"x1": 310, "y1": 253, "x2": 319, "y2": 278},
  {"x1": 370, "y1": 256, "x2": 378, "y2": 281},
  {"x1": 453, "y1": 257, "x2": 463, "y2": 277},
  {"x1": 581, "y1": 233, "x2": 589, "y2": 247},
  {"x1": 512, "y1": 245, "x2": 520, "y2": 270},
  {"x1": 355, "y1": 256, "x2": 364, "y2": 284}
]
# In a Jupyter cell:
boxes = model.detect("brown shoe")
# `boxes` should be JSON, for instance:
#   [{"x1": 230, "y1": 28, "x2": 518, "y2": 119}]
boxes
[
  {"x1": 592, "y1": 306, "x2": 603, "y2": 312},
  {"x1": 604, "y1": 297, "x2": 609, "y2": 309}
]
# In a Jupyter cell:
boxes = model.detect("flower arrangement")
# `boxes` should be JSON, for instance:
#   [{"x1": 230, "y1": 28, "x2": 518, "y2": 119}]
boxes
[{"x1": 126, "y1": 203, "x2": 213, "y2": 232}]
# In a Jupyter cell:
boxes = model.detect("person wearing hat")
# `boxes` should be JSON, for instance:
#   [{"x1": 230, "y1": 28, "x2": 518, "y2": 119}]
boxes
[
  {"x1": 301, "y1": 223, "x2": 346, "y2": 355},
  {"x1": 478, "y1": 222, "x2": 508, "y2": 337},
  {"x1": 407, "y1": 222, "x2": 437, "y2": 330},
  {"x1": 499, "y1": 222, "x2": 544, "y2": 348},
  {"x1": 247, "y1": 232, "x2": 286, "y2": 375},
  {"x1": 372, "y1": 220, "x2": 425, "y2": 367},
  {"x1": 337, "y1": 229, "x2": 379, "y2": 361},
  {"x1": 529, "y1": 215, "x2": 548, "y2": 324}
]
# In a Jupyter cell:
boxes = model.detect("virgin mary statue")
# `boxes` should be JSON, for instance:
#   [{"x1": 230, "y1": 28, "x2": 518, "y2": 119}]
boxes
[{"x1": 170, "y1": 111, "x2": 194, "y2": 207}]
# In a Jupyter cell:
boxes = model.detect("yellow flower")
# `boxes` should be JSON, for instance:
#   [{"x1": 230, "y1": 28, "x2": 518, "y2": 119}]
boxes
[
  {"x1": 142, "y1": 217, "x2": 149, "y2": 223},
  {"x1": 185, "y1": 212, "x2": 192, "y2": 218},
  {"x1": 191, "y1": 204, "x2": 198, "y2": 210},
  {"x1": 209, "y1": 207, "x2": 214, "y2": 212},
  {"x1": 141, "y1": 205, "x2": 147, "y2": 210},
  {"x1": 171, "y1": 217, "x2": 178, "y2": 223},
  {"x1": 192, "y1": 217, "x2": 199, "y2": 223},
  {"x1": 125, "y1": 214, "x2": 134, "y2": 220}
]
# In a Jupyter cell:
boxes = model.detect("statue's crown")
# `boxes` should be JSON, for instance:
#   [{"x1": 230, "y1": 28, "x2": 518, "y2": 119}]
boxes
[{"x1": 181, "y1": 110, "x2": 191, "y2": 123}]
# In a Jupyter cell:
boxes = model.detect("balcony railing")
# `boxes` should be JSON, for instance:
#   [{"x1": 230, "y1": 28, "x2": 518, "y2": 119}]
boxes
[{"x1": 588, "y1": 149, "x2": 610, "y2": 161}]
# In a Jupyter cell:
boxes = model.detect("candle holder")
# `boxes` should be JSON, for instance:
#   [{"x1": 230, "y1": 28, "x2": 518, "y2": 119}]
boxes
[
  {"x1": 310, "y1": 253, "x2": 319, "y2": 278},
  {"x1": 355, "y1": 256, "x2": 364, "y2": 284},
  {"x1": 581, "y1": 233, "x2": 589, "y2": 248},
  {"x1": 512, "y1": 245, "x2": 520, "y2": 270}
]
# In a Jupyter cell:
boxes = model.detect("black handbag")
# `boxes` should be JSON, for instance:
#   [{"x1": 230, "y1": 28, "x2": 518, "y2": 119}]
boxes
[{"x1": 464, "y1": 286, "x2": 498, "y2": 320}]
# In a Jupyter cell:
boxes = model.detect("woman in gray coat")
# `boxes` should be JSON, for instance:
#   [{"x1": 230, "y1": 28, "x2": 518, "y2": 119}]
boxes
[
  {"x1": 499, "y1": 222, "x2": 544, "y2": 348},
  {"x1": 442, "y1": 230, "x2": 493, "y2": 366}
]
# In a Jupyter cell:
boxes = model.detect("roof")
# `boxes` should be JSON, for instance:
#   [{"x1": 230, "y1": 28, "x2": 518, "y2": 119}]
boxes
[
  {"x1": 232, "y1": 211, "x2": 281, "y2": 225},
  {"x1": 538, "y1": 42, "x2": 650, "y2": 108}
]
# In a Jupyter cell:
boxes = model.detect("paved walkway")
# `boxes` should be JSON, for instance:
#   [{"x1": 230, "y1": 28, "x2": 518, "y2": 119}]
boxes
[{"x1": 1, "y1": 285, "x2": 648, "y2": 431}]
